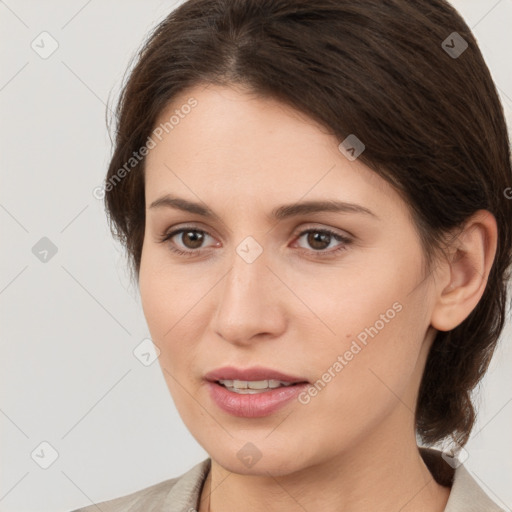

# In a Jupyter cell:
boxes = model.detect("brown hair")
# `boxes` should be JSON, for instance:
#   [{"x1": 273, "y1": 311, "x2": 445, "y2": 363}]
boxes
[{"x1": 103, "y1": 0, "x2": 512, "y2": 447}]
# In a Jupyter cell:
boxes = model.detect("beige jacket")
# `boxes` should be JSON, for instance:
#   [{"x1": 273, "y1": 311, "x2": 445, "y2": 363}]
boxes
[{"x1": 70, "y1": 448, "x2": 504, "y2": 511}]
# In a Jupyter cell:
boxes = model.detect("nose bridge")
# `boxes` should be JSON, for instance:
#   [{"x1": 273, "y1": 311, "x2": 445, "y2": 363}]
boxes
[
  {"x1": 226, "y1": 239, "x2": 266, "y2": 298},
  {"x1": 211, "y1": 236, "x2": 285, "y2": 344}
]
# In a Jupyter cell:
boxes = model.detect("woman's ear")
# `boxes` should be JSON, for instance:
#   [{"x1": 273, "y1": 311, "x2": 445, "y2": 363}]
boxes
[{"x1": 430, "y1": 210, "x2": 498, "y2": 332}]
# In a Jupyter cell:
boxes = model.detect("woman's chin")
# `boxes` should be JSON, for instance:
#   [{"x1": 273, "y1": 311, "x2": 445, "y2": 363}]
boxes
[
  {"x1": 212, "y1": 454, "x2": 305, "y2": 477},
  {"x1": 202, "y1": 439, "x2": 322, "y2": 477}
]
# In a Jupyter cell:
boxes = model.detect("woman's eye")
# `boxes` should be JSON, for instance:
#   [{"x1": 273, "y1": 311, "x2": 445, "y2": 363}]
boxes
[
  {"x1": 158, "y1": 228, "x2": 215, "y2": 256},
  {"x1": 293, "y1": 229, "x2": 351, "y2": 256},
  {"x1": 158, "y1": 226, "x2": 352, "y2": 258}
]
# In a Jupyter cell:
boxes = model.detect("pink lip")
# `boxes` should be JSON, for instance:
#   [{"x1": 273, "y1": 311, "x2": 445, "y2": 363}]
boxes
[
  {"x1": 204, "y1": 366, "x2": 307, "y2": 383},
  {"x1": 204, "y1": 366, "x2": 309, "y2": 418},
  {"x1": 206, "y1": 381, "x2": 309, "y2": 417}
]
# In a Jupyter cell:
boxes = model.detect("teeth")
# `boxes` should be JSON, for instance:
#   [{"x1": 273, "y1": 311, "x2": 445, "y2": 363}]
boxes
[{"x1": 217, "y1": 379, "x2": 295, "y2": 393}]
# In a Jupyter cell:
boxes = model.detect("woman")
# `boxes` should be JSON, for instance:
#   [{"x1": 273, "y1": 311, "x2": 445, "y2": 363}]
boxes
[{"x1": 72, "y1": 0, "x2": 511, "y2": 510}]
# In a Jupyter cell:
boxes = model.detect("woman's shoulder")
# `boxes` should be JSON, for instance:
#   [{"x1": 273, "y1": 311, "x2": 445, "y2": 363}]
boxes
[
  {"x1": 69, "y1": 477, "x2": 180, "y2": 512},
  {"x1": 445, "y1": 462, "x2": 505, "y2": 511},
  {"x1": 420, "y1": 447, "x2": 505, "y2": 512},
  {"x1": 69, "y1": 458, "x2": 211, "y2": 512}
]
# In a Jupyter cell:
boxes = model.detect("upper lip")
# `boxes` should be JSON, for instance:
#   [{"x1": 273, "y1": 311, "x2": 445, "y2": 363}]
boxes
[{"x1": 204, "y1": 366, "x2": 308, "y2": 383}]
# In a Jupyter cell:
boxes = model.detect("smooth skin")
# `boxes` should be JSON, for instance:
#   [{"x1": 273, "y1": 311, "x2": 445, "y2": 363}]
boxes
[{"x1": 138, "y1": 83, "x2": 497, "y2": 512}]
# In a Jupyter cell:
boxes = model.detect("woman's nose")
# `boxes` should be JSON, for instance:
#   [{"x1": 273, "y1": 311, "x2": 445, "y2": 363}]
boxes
[{"x1": 209, "y1": 241, "x2": 288, "y2": 346}]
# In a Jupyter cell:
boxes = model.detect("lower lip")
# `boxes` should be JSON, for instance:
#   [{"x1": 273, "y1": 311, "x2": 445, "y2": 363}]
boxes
[{"x1": 206, "y1": 381, "x2": 309, "y2": 418}]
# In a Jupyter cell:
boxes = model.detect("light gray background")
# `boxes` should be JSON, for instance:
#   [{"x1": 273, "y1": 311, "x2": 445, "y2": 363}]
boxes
[{"x1": 1, "y1": 1, "x2": 511, "y2": 511}]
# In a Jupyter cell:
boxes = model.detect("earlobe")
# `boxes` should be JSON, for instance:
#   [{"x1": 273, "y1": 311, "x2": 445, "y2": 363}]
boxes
[{"x1": 430, "y1": 210, "x2": 497, "y2": 332}]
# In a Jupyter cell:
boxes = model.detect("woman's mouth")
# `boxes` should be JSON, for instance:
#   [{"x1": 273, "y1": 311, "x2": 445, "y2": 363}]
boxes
[
  {"x1": 206, "y1": 376, "x2": 309, "y2": 417},
  {"x1": 216, "y1": 379, "x2": 297, "y2": 394}
]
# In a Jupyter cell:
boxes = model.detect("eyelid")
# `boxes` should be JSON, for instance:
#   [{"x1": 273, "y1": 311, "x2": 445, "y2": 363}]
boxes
[
  {"x1": 158, "y1": 222, "x2": 351, "y2": 243},
  {"x1": 157, "y1": 222, "x2": 217, "y2": 241},
  {"x1": 292, "y1": 223, "x2": 353, "y2": 239},
  {"x1": 157, "y1": 222, "x2": 354, "y2": 261},
  {"x1": 291, "y1": 226, "x2": 352, "y2": 255},
  {"x1": 159, "y1": 226, "x2": 218, "y2": 248}
]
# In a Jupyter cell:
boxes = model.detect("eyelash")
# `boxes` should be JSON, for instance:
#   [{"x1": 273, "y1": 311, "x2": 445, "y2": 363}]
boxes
[{"x1": 157, "y1": 226, "x2": 352, "y2": 259}]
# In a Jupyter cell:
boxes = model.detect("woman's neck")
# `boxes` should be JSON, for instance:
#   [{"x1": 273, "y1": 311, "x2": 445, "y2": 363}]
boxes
[{"x1": 198, "y1": 429, "x2": 450, "y2": 512}]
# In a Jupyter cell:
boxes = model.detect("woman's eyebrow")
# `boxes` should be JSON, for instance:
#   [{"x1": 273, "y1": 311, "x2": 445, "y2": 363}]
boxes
[
  {"x1": 148, "y1": 194, "x2": 378, "y2": 221},
  {"x1": 270, "y1": 200, "x2": 378, "y2": 220}
]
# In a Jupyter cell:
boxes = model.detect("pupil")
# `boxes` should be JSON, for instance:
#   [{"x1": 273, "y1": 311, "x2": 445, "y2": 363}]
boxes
[
  {"x1": 184, "y1": 231, "x2": 203, "y2": 249},
  {"x1": 308, "y1": 232, "x2": 330, "y2": 250}
]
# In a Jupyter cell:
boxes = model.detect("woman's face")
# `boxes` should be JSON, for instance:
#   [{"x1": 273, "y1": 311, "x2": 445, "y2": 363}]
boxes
[{"x1": 139, "y1": 83, "x2": 440, "y2": 475}]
